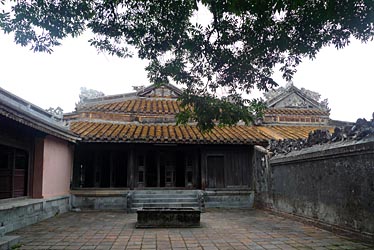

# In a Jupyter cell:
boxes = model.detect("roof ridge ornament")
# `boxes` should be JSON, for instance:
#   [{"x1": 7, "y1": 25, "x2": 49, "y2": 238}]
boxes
[
  {"x1": 133, "y1": 85, "x2": 145, "y2": 92},
  {"x1": 286, "y1": 81, "x2": 294, "y2": 88},
  {"x1": 78, "y1": 87, "x2": 105, "y2": 103},
  {"x1": 46, "y1": 106, "x2": 64, "y2": 119}
]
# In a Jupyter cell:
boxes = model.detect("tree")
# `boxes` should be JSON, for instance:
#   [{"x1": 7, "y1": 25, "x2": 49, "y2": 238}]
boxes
[{"x1": 1, "y1": 0, "x2": 373, "y2": 130}]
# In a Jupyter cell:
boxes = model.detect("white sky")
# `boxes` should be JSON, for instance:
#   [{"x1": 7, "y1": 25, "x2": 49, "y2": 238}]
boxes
[{"x1": 0, "y1": 32, "x2": 373, "y2": 122}]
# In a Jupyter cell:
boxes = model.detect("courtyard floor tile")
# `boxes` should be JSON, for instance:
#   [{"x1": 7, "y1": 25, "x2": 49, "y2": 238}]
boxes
[{"x1": 10, "y1": 209, "x2": 373, "y2": 250}]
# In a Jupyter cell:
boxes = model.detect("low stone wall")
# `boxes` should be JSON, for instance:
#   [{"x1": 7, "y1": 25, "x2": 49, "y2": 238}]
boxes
[
  {"x1": 204, "y1": 189, "x2": 254, "y2": 208},
  {"x1": 71, "y1": 189, "x2": 129, "y2": 210},
  {"x1": 0, "y1": 195, "x2": 70, "y2": 234},
  {"x1": 259, "y1": 138, "x2": 374, "y2": 237}
]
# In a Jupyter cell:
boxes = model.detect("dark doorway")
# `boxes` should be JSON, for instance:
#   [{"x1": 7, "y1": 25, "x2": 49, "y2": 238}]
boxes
[
  {"x1": 159, "y1": 153, "x2": 165, "y2": 187},
  {"x1": 146, "y1": 152, "x2": 158, "y2": 187},
  {"x1": 112, "y1": 152, "x2": 127, "y2": 187},
  {"x1": 76, "y1": 150, "x2": 127, "y2": 188},
  {"x1": 175, "y1": 151, "x2": 185, "y2": 187},
  {"x1": 79, "y1": 150, "x2": 95, "y2": 187},
  {"x1": 207, "y1": 155, "x2": 225, "y2": 188},
  {"x1": 0, "y1": 145, "x2": 12, "y2": 199},
  {"x1": 99, "y1": 152, "x2": 110, "y2": 187}
]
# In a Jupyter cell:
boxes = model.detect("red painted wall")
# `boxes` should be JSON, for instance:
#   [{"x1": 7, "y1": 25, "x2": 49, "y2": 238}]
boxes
[{"x1": 42, "y1": 136, "x2": 73, "y2": 198}]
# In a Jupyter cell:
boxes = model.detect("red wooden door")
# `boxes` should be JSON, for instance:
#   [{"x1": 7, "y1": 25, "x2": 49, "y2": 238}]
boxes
[
  {"x1": 13, "y1": 169, "x2": 26, "y2": 197},
  {"x1": 0, "y1": 146, "x2": 28, "y2": 199}
]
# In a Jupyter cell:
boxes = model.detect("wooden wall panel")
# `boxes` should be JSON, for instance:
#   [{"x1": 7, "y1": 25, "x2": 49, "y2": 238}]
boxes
[
  {"x1": 203, "y1": 145, "x2": 253, "y2": 189},
  {"x1": 207, "y1": 156, "x2": 225, "y2": 188}
]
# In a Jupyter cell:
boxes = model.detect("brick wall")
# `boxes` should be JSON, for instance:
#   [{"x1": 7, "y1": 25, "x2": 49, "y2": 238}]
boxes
[{"x1": 254, "y1": 138, "x2": 374, "y2": 237}]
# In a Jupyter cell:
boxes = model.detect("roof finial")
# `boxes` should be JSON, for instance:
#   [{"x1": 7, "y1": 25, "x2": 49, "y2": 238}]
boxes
[{"x1": 286, "y1": 80, "x2": 294, "y2": 88}]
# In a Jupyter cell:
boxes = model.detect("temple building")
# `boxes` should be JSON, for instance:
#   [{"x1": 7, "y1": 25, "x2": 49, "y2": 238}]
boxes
[
  {"x1": 2, "y1": 83, "x2": 372, "y2": 246},
  {"x1": 0, "y1": 82, "x2": 336, "y2": 236},
  {"x1": 63, "y1": 83, "x2": 332, "y2": 191}
]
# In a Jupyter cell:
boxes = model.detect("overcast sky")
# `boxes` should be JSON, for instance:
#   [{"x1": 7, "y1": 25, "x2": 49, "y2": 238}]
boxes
[{"x1": 0, "y1": 31, "x2": 373, "y2": 122}]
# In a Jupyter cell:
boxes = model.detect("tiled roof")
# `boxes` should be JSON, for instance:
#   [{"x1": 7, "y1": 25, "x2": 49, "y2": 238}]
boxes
[
  {"x1": 81, "y1": 99, "x2": 181, "y2": 115},
  {"x1": 70, "y1": 121, "x2": 333, "y2": 144},
  {"x1": 82, "y1": 101, "x2": 329, "y2": 116},
  {"x1": 264, "y1": 108, "x2": 329, "y2": 116}
]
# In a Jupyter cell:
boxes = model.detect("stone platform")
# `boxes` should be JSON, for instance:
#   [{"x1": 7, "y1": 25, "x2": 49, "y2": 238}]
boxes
[{"x1": 136, "y1": 207, "x2": 200, "y2": 228}]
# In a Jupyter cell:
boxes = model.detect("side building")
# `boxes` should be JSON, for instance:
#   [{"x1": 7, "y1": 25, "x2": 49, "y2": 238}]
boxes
[{"x1": 0, "y1": 87, "x2": 78, "y2": 236}]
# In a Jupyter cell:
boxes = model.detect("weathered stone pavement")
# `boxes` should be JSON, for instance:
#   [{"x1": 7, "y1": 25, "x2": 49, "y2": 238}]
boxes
[{"x1": 10, "y1": 209, "x2": 373, "y2": 250}]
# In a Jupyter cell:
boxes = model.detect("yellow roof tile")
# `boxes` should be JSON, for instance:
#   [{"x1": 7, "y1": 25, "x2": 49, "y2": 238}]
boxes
[{"x1": 70, "y1": 121, "x2": 333, "y2": 145}]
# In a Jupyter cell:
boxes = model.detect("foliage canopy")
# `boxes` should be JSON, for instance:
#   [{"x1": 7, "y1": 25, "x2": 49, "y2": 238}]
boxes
[{"x1": 1, "y1": 0, "x2": 373, "y2": 130}]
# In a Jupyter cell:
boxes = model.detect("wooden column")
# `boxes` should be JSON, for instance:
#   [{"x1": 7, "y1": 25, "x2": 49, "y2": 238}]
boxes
[
  {"x1": 68, "y1": 143, "x2": 75, "y2": 189},
  {"x1": 32, "y1": 137, "x2": 44, "y2": 198},
  {"x1": 157, "y1": 151, "x2": 160, "y2": 187},
  {"x1": 128, "y1": 149, "x2": 135, "y2": 190},
  {"x1": 11, "y1": 148, "x2": 15, "y2": 197},
  {"x1": 193, "y1": 152, "x2": 198, "y2": 189},
  {"x1": 249, "y1": 146, "x2": 255, "y2": 190},
  {"x1": 93, "y1": 153, "x2": 99, "y2": 187},
  {"x1": 109, "y1": 152, "x2": 114, "y2": 187},
  {"x1": 200, "y1": 148, "x2": 206, "y2": 190}
]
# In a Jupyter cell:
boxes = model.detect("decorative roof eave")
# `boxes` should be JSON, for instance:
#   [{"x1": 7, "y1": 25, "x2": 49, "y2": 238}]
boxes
[
  {"x1": 263, "y1": 121, "x2": 329, "y2": 126},
  {"x1": 77, "y1": 138, "x2": 266, "y2": 146},
  {"x1": 0, "y1": 88, "x2": 79, "y2": 143},
  {"x1": 264, "y1": 107, "x2": 330, "y2": 116}
]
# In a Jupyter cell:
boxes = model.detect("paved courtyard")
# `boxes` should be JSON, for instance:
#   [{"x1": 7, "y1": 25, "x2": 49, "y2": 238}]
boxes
[{"x1": 11, "y1": 209, "x2": 373, "y2": 250}]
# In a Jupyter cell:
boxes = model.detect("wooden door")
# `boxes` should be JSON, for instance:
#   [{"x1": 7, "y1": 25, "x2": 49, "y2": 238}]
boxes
[
  {"x1": 13, "y1": 149, "x2": 28, "y2": 197},
  {"x1": 207, "y1": 156, "x2": 225, "y2": 188},
  {"x1": 0, "y1": 146, "x2": 29, "y2": 199}
]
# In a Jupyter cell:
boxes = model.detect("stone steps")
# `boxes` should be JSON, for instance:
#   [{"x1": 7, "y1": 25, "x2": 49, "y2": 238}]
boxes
[
  {"x1": 132, "y1": 202, "x2": 199, "y2": 208},
  {"x1": 132, "y1": 190, "x2": 197, "y2": 196},
  {"x1": 133, "y1": 197, "x2": 197, "y2": 203},
  {"x1": 133, "y1": 194, "x2": 197, "y2": 198},
  {"x1": 128, "y1": 190, "x2": 202, "y2": 212}
]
